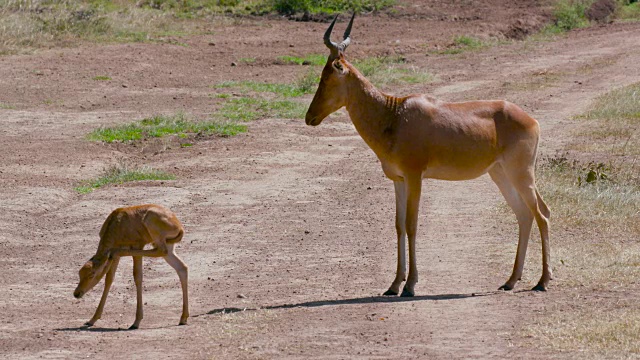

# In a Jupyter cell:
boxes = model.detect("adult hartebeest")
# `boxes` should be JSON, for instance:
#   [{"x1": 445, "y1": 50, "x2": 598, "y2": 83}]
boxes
[
  {"x1": 74, "y1": 204, "x2": 189, "y2": 329},
  {"x1": 305, "y1": 14, "x2": 551, "y2": 297}
]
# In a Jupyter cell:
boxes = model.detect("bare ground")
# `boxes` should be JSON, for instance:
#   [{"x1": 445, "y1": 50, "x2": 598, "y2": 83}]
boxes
[{"x1": 1, "y1": 1, "x2": 639, "y2": 359}]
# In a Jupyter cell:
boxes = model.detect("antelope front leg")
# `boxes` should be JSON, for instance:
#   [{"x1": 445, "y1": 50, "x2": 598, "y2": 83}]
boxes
[
  {"x1": 401, "y1": 174, "x2": 422, "y2": 297},
  {"x1": 130, "y1": 256, "x2": 143, "y2": 330},
  {"x1": 384, "y1": 180, "x2": 407, "y2": 296},
  {"x1": 86, "y1": 257, "x2": 120, "y2": 327}
]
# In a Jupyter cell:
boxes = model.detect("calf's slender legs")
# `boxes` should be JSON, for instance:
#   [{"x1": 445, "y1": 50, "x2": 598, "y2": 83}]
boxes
[
  {"x1": 130, "y1": 256, "x2": 143, "y2": 330},
  {"x1": 86, "y1": 257, "x2": 120, "y2": 327},
  {"x1": 164, "y1": 243, "x2": 189, "y2": 325}
]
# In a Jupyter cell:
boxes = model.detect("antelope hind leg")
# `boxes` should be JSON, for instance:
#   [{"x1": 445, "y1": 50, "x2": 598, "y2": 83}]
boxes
[
  {"x1": 164, "y1": 244, "x2": 189, "y2": 325},
  {"x1": 129, "y1": 256, "x2": 143, "y2": 330},
  {"x1": 400, "y1": 174, "x2": 422, "y2": 297},
  {"x1": 489, "y1": 167, "x2": 534, "y2": 291}
]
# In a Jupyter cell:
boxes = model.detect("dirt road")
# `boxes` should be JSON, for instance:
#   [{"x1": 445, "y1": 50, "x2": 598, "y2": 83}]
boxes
[{"x1": 1, "y1": 4, "x2": 639, "y2": 358}]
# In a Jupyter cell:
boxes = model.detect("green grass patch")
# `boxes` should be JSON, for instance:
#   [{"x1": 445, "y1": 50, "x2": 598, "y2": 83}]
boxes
[
  {"x1": 352, "y1": 55, "x2": 434, "y2": 87},
  {"x1": 218, "y1": 97, "x2": 307, "y2": 122},
  {"x1": 213, "y1": 70, "x2": 319, "y2": 97},
  {"x1": 0, "y1": 102, "x2": 15, "y2": 109},
  {"x1": 277, "y1": 54, "x2": 326, "y2": 66},
  {"x1": 434, "y1": 35, "x2": 489, "y2": 55},
  {"x1": 453, "y1": 35, "x2": 484, "y2": 48},
  {"x1": 87, "y1": 112, "x2": 246, "y2": 143},
  {"x1": 213, "y1": 68, "x2": 315, "y2": 121},
  {"x1": 239, "y1": 57, "x2": 256, "y2": 64},
  {"x1": 75, "y1": 161, "x2": 175, "y2": 194},
  {"x1": 214, "y1": 81, "x2": 307, "y2": 97},
  {"x1": 92, "y1": 75, "x2": 111, "y2": 81}
]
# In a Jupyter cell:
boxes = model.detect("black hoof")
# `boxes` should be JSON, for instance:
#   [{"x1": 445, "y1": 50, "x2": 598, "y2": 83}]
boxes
[
  {"x1": 83, "y1": 322, "x2": 94, "y2": 327},
  {"x1": 383, "y1": 289, "x2": 398, "y2": 296},
  {"x1": 128, "y1": 324, "x2": 139, "y2": 330},
  {"x1": 400, "y1": 288, "x2": 414, "y2": 297},
  {"x1": 498, "y1": 283, "x2": 514, "y2": 291},
  {"x1": 531, "y1": 283, "x2": 547, "y2": 292}
]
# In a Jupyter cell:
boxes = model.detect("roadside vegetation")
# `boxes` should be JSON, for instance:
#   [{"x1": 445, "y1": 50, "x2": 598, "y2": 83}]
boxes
[
  {"x1": 276, "y1": 54, "x2": 326, "y2": 66},
  {"x1": 75, "y1": 160, "x2": 175, "y2": 194},
  {"x1": 271, "y1": 0, "x2": 395, "y2": 15},
  {"x1": 539, "y1": 0, "x2": 640, "y2": 36},
  {"x1": 217, "y1": 97, "x2": 308, "y2": 122},
  {"x1": 616, "y1": 0, "x2": 640, "y2": 19},
  {"x1": 87, "y1": 112, "x2": 246, "y2": 143},
  {"x1": 573, "y1": 82, "x2": 639, "y2": 156},
  {"x1": 520, "y1": 82, "x2": 640, "y2": 356},
  {"x1": 542, "y1": 0, "x2": 592, "y2": 34},
  {"x1": 352, "y1": 55, "x2": 434, "y2": 88},
  {"x1": 213, "y1": 70, "x2": 319, "y2": 98},
  {"x1": 211, "y1": 69, "x2": 317, "y2": 121},
  {"x1": 0, "y1": 0, "x2": 395, "y2": 55}
]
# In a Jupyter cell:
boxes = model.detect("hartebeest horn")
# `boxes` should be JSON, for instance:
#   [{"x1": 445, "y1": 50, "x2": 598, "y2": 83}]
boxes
[
  {"x1": 324, "y1": 13, "x2": 355, "y2": 57},
  {"x1": 339, "y1": 13, "x2": 355, "y2": 51}
]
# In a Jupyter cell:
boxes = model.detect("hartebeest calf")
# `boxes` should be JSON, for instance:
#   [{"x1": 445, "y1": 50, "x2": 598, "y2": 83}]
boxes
[
  {"x1": 305, "y1": 15, "x2": 551, "y2": 297},
  {"x1": 74, "y1": 204, "x2": 189, "y2": 329}
]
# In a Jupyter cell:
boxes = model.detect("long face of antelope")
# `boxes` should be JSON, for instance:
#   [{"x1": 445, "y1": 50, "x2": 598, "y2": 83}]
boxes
[
  {"x1": 73, "y1": 255, "x2": 110, "y2": 298},
  {"x1": 305, "y1": 14, "x2": 355, "y2": 127},
  {"x1": 305, "y1": 58, "x2": 350, "y2": 126}
]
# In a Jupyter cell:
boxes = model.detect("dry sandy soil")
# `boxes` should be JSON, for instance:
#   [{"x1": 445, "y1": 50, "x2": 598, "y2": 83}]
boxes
[{"x1": 1, "y1": 1, "x2": 639, "y2": 359}]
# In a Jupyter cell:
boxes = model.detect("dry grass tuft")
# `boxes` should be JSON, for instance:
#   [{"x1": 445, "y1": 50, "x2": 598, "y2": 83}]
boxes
[
  {"x1": 525, "y1": 301, "x2": 640, "y2": 357},
  {"x1": 502, "y1": 70, "x2": 563, "y2": 92},
  {"x1": 571, "y1": 82, "x2": 640, "y2": 156},
  {"x1": 0, "y1": 1, "x2": 201, "y2": 54}
]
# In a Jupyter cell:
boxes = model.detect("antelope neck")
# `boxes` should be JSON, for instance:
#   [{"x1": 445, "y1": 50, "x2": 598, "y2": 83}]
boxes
[{"x1": 344, "y1": 67, "x2": 401, "y2": 153}]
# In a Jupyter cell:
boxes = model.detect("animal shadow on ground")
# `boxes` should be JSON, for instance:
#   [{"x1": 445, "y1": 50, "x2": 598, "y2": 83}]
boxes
[
  {"x1": 56, "y1": 290, "x2": 534, "y2": 330},
  {"x1": 56, "y1": 324, "x2": 176, "y2": 332},
  {"x1": 199, "y1": 289, "x2": 531, "y2": 317}
]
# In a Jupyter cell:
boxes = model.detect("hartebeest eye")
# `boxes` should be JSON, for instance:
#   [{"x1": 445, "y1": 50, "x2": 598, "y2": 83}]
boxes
[{"x1": 332, "y1": 60, "x2": 347, "y2": 75}]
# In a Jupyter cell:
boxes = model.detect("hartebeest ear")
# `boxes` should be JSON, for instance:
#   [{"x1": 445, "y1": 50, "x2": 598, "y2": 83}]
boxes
[{"x1": 332, "y1": 59, "x2": 348, "y2": 75}]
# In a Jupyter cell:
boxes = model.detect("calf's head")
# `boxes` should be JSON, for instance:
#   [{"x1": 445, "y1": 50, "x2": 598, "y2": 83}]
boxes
[{"x1": 73, "y1": 255, "x2": 111, "y2": 298}]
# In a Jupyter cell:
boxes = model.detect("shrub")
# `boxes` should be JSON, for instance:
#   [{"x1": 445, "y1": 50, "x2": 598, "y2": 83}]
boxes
[{"x1": 549, "y1": 0, "x2": 592, "y2": 32}]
